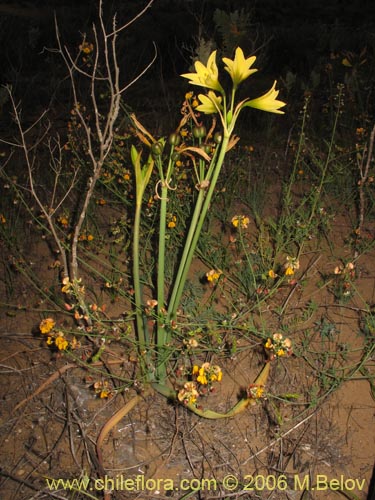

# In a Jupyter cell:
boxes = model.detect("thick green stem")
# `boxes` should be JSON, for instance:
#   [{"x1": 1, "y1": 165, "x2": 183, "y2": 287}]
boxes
[
  {"x1": 167, "y1": 134, "x2": 230, "y2": 322},
  {"x1": 133, "y1": 200, "x2": 146, "y2": 356},
  {"x1": 156, "y1": 183, "x2": 169, "y2": 382}
]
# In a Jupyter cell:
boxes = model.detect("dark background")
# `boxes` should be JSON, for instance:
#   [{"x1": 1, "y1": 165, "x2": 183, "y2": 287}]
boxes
[{"x1": 0, "y1": 0, "x2": 374, "y2": 131}]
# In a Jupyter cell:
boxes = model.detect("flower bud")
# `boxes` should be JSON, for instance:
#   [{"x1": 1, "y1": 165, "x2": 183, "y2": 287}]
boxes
[
  {"x1": 192, "y1": 126, "x2": 206, "y2": 139},
  {"x1": 168, "y1": 133, "x2": 181, "y2": 146}
]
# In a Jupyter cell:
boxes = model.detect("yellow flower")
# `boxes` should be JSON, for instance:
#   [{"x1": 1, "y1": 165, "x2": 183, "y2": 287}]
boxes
[
  {"x1": 212, "y1": 365, "x2": 223, "y2": 382},
  {"x1": 55, "y1": 334, "x2": 69, "y2": 351},
  {"x1": 87, "y1": 234, "x2": 94, "y2": 241},
  {"x1": 231, "y1": 215, "x2": 250, "y2": 229},
  {"x1": 196, "y1": 91, "x2": 223, "y2": 114},
  {"x1": 39, "y1": 318, "x2": 55, "y2": 334},
  {"x1": 265, "y1": 338, "x2": 273, "y2": 349},
  {"x1": 80, "y1": 41, "x2": 94, "y2": 54},
  {"x1": 197, "y1": 373, "x2": 208, "y2": 385},
  {"x1": 246, "y1": 81, "x2": 286, "y2": 114},
  {"x1": 222, "y1": 47, "x2": 258, "y2": 88},
  {"x1": 0, "y1": 214, "x2": 6, "y2": 224},
  {"x1": 168, "y1": 215, "x2": 177, "y2": 228},
  {"x1": 57, "y1": 216, "x2": 69, "y2": 228},
  {"x1": 284, "y1": 256, "x2": 299, "y2": 275},
  {"x1": 247, "y1": 384, "x2": 265, "y2": 399},
  {"x1": 206, "y1": 269, "x2": 222, "y2": 282},
  {"x1": 61, "y1": 276, "x2": 71, "y2": 294},
  {"x1": 268, "y1": 269, "x2": 277, "y2": 279},
  {"x1": 178, "y1": 381, "x2": 199, "y2": 405},
  {"x1": 181, "y1": 51, "x2": 223, "y2": 92},
  {"x1": 192, "y1": 365, "x2": 199, "y2": 375}
]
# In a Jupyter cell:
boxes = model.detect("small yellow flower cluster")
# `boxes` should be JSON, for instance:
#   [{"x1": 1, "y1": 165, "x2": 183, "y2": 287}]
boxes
[
  {"x1": 176, "y1": 362, "x2": 223, "y2": 405},
  {"x1": 168, "y1": 215, "x2": 177, "y2": 228},
  {"x1": 192, "y1": 362, "x2": 223, "y2": 385},
  {"x1": 79, "y1": 232, "x2": 94, "y2": 241},
  {"x1": 206, "y1": 269, "x2": 222, "y2": 282},
  {"x1": 265, "y1": 333, "x2": 292, "y2": 360},
  {"x1": 61, "y1": 277, "x2": 85, "y2": 296},
  {"x1": 52, "y1": 333, "x2": 69, "y2": 351},
  {"x1": 39, "y1": 317, "x2": 55, "y2": 334},
  {"x1": 57, "y1": 215, "x2": 69, "y2": 228},
  {"x1": 185, "y1": 91, "x2": 199, "y2": 108},
  {"x1": 0, "y1": 214, "x2": 6, "y2": 224},
  {"x1": 93, "y1": 380, "x2": 113, "y2": 399},
  {"x1": 39, "y1": 318, "x2": 79, "y2": 352},
  {"x1": 178, "y1": 381, "x2": 199, "y2": 405},
  {"x1": 79, "y1": 41, "x2": 94, "y2": 54},
  {"x1": 231, "y1": 215, "x2": 250, "y2": 229},
  {"x1": 247, "y1": 383, "x2": 265, "y2": 400},
  {"x1": 284, "y1": 256, "x2": 300, "y2": 276}
]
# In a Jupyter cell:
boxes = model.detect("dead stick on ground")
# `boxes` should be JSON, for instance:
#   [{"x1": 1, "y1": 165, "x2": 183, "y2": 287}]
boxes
[{"x1": 13, "y1": 359, "x2": 124, "y2": 412}]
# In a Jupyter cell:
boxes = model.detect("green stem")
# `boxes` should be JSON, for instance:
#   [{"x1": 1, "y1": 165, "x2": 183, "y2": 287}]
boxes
[
  {"x1": 156, "y1": 183, "x2": 169, "y2": 382},
  {"x1": 167, "y1": 134, "x2": 230, "y2": 322},
  {"x1": 133, "y1": 200, "x2": 146, "y2": 358}
]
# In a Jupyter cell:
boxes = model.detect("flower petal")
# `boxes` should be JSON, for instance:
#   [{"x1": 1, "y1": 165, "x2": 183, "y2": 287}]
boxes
[
  {"x1": 196, "y1": 91, "x2": 223, "y2": 114},
  {"x1": 181, "y1": 51, "x2": 223, "y2": 92},
  {"x1": 223, "y1": 47, "x2": 258, "y2": 87},
  {"x1": 246, "y1": 81, "x2": 286, "y2": 114}
]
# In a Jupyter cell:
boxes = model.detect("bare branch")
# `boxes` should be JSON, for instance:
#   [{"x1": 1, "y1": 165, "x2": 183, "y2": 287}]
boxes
[
  {"x1": 119, "y1": 42, "x2": 158, "y2": 94},
  {"x1": 109, "y1": 0, "x2": 154, "y2": 37}
]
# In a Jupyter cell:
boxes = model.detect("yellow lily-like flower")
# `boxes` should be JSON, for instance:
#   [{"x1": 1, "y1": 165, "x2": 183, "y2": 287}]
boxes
[
  {"x1": 222, "y1": 47, "x2": 258, "y2": 87},
  {"x1": 246, "y1": 81, "x2": 286, "y2": 114},
  {"x1": 196, "y1": 91, "x2": 223, "y2": 114},
  {"x1": 181, "y1": 51, "x2": 223, "y2": 92}
]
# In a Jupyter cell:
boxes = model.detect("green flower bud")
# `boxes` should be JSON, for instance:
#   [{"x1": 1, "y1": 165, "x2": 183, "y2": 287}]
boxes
[
  {"x1": 214, "y1": 132, "x2": 223, "y2": 144},
  {"x1": 151, "y1": 141, "x2": 163, "y2": 157},
  {"x1": 168, "y1": 133, "x2": 181, "y2": 146},
  {"x1": 202, "y1": 143, "x2": 212, "y2": 155},
  {"x1": 192, "y1": 126, "x2": 206, "y2": 139},
  {"x1": 171, "y1": 151, "x2": 181, "y2": 162}
]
